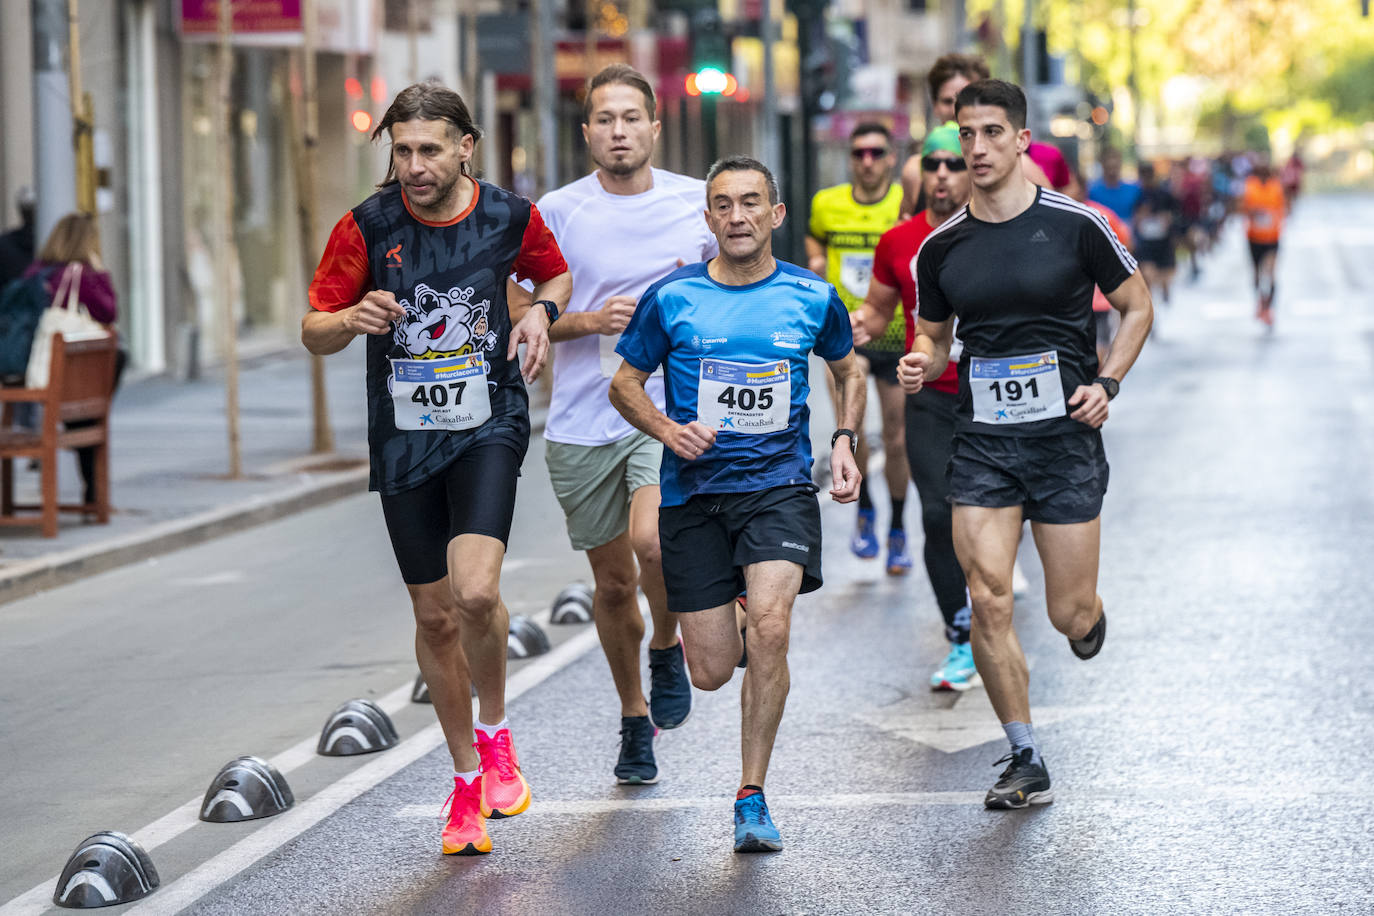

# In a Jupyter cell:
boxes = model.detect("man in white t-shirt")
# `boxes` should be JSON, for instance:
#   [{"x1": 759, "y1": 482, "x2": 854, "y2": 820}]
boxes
[{"x1": 537, "y1": 64, "x2": 718, "y2": 785}]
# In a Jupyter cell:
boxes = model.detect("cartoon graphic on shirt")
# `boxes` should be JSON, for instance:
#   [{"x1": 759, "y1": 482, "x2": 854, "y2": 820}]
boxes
[{"x1": 394, "y1": 283, "x2": 498, "y2": 360}]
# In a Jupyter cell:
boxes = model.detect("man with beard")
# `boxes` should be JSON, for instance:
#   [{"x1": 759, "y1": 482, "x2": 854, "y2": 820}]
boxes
[
  {"x1": 305, "y1": 83, "x2": 571, "y2": 855},
  {"x1": 806, "y1": 123, "x2": 911, "y2": 574},
  {"x1": 536, "y1": 65, "x2": 717, "y2": 784},
  {"x1": 852, "y1": 123, "x2": 978, "y2": 691}
]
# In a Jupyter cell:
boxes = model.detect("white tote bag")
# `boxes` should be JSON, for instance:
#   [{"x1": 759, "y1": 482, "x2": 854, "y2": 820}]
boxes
[{"x1": 25, "y1": 263, "x2": 110, "y2": 389}]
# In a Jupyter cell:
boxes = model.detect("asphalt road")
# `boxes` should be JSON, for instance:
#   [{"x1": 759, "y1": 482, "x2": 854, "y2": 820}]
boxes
[{"x1": 2, "y1": 194, "x2": 1373, "y2": 915}]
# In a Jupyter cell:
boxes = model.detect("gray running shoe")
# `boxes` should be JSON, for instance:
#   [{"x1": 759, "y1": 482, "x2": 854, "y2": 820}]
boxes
[{"x1": 984, "y1": 749, "x2": 1053, "y2": 809}]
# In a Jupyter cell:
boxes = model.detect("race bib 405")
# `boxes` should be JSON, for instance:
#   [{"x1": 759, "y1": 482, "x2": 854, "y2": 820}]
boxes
[{"x1": 696, "y1": 358, "x2": 791, "y2": 434}]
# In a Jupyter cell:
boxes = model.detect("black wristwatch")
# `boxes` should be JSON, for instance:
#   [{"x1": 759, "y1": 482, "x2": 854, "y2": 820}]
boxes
[
  {"x1": 1093, "y1": 376, "x2": 1119, "y2": 400},
  {"x1": 831, "y1": 428, "x2": 857, "y2": 454},
  {"x1": 535, "y1": 299, "x2": 560, "y2": 325}
]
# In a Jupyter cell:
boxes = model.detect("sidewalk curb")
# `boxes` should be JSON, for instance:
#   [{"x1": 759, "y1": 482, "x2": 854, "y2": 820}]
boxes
[
  {"x1": 0, "y1": 467, "x2": 370, "y2": 607},
  {"x1": 0, "y1": 407, "x2": 550, "y2": 607}
]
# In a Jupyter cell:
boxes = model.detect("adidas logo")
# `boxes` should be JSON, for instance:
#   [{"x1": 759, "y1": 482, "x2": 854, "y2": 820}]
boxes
[{"x1": 1030, "y1": 229, "x2": 1050, "y2": 243}]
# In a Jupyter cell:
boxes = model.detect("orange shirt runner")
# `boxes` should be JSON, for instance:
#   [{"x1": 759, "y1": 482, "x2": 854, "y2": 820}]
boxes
[{"x1": 1242, "y1": 175, "x2": 1285, "y2": 246}]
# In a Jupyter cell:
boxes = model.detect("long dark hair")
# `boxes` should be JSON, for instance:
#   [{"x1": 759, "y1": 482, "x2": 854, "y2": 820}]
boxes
[{"x1": 372, "y1": 82, "x2": 483, "y2": 186}]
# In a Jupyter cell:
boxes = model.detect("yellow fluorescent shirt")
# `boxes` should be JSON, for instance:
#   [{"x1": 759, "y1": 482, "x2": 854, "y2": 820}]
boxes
[{"x1": 808, "y1": 182, "x2": 904, "y2": 351}]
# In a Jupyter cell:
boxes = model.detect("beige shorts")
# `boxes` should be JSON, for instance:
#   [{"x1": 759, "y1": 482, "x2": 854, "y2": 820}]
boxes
[{"x1": 545, "y1": 431, "x2": 663, "y2": 551}]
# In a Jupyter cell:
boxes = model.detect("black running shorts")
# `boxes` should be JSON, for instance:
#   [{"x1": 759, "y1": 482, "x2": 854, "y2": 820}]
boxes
[
  {"x1": 947, "y1": 429, "x2": 1109, "y2": 525},
  {"x1": 379, "y1": 441, "x2": 521, "y2": 585},
  {"x1": 658, "y1": 485, "x2": 823, "y2": 613},
  {"x1": 855, "y1": 346, "x2": 901, "y2": 385},
  {"x1": 1248, "y1": 240, "x2": 1278, "y2": 270}
]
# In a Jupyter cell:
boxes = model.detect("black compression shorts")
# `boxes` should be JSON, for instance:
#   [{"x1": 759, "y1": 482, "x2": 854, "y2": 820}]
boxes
[{"x1": 379, "y1": 441, "x2": 522, "y2": 585}]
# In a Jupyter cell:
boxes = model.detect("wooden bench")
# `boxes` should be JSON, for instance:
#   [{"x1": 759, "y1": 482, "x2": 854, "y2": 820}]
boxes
[{"x1": 0, "y1": 334, "x2": 118, "y2": 537}]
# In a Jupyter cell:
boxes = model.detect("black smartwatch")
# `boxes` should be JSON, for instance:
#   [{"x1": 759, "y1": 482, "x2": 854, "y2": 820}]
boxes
[
  {"x1": 535, "y1": 299, "x2": 560, "y2": 325},
  {"x1": 1092, "y1": 376, "x2": 1119, "y2": 400},
  {"x1": 831, "y1": 428, "x2": 857, "y2": 454}
]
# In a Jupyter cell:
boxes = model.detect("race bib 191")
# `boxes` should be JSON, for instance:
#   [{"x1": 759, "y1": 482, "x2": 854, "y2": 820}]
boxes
[
  {"x1": 968, "y1": 350, "x2": 1066, "y2": 425},
  {"x1": 696, "y1": 358, "x2": 791, "y2": 434},
  {"x1": 390, "y1": 354, "x2": 491, "y2": 431}
]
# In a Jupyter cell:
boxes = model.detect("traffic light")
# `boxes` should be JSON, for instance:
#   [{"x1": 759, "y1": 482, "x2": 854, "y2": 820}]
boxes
[{"x1": 686, "y1": 67, "x2": 738, "y2": 97}]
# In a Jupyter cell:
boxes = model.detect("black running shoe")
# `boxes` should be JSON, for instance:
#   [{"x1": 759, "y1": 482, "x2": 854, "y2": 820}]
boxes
[
  {"x1": 984, "y1": 748, "x2": 1053, "y2": 809},
  {"x1": 614, "y1": 716, "x2": 658, "y2": 785},
  {"x1": 1069, "y1": 610, "x2": 1107, "y2": 660},
  {"x1": 648, "y1": 640, "x2": 692, "y2": 729}
]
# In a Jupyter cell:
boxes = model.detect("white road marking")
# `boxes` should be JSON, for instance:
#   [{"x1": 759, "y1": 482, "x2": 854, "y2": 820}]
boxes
[
  {"x1": 393, "y1": 791, "x2": 987, "y2": 820},
  {"x1": 0, "y1": 629, "x2": 599, "y2": 916},
  {"x1": 167, "y1": 571, "x2": 245, "y2": 587},
  {"x1": 859, "y1": 698, "x2": 1103, "y2": 755}
]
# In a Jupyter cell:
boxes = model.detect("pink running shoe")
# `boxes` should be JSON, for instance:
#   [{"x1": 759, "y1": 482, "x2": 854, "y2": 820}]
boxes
[
  {"x1": 474, "y1": 728, "x2": 531, "y2": 819},
  {"x1": 442, "y1": 776, "x2": 491, "y2": 855}
]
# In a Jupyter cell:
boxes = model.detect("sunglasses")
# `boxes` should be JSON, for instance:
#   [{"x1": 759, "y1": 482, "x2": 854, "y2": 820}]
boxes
[
  {"x1": 922, "y1": 156, "x2": 968, "y2": 172},
  {"x1": 850, "y1": 147, "x2": 889, "y2": 161}
]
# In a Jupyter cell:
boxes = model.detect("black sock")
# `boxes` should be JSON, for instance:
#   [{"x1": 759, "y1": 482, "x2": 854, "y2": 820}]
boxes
[
  {"x1": 736, "y1": 784, "x2": 764, "y2": 799},
  {"x1": 858, "y1": 480, "x2": 873, "y2": 510},
  {"x1": 889, "y1": 498, "x2": 905, "y2": 533}
]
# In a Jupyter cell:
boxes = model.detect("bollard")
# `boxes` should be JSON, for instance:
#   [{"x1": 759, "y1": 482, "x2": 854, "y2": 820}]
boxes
[
  {"x1": 53, "y1": 831, "x2": 159, "y2": 908},
  {"x1": 317, "y1": 698, "x2": 399, "y2": 756},
  {"x1": 199, "y1": 756, "x2": 294, "y2": 822}
]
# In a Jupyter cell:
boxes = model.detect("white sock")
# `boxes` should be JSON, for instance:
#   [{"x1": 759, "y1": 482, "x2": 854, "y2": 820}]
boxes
[
  {"x1": 453, "y1": 769, "x2": 480, "y2": 785},
  {"x1": 474, "y1": 718, "x2": 508, "y2": 737}
]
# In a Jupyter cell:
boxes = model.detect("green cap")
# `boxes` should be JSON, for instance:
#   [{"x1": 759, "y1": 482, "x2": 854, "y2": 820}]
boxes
[{"x1": 921, "y1": 122, "x2": 962, "y2": 158}]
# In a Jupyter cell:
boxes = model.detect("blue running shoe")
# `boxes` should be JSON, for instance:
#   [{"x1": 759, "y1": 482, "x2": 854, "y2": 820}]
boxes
[
  {"x1": 733, "y1": 792, "x2": 782, "y2": 853},
  {"x1": 885, "y1": 529, "x2": 913, "y2": 576},
  {"x1": 648, "y1": 640, "x2": 692, "y2": 729},
  {"x1": 850, "y1": 507, "x2": 879, "y2": 559},
  {"x1": 930, "y1": 641, "x2": 981, "y2": 692}
]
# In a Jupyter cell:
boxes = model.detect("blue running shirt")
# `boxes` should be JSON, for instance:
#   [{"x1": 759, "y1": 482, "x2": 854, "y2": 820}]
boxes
[{"x1": 616, "y1": 261, "x2": 853, "y2": 507}]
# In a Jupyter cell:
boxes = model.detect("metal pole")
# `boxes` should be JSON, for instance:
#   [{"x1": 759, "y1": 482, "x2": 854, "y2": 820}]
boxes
[
  {"x1": 31, "y1": 0, "x2": 77, "y2": 243},
  {"x1": 464, "y1": 0, "x2": 480, "y2": 110},
  {"x1": 761, "y1": 0, "x2": 779, "y2": 175},
  {"x1": 1022, "y1": 0, "x2": 1033, "y2": 100},
  {"x1": 408, "y1": 0, "x2": 419, "y2": 84},
  {"x1": 531, "y1": 0, "x2": 558, "y2": 196},
  {"x1": 124, "y1": 0, "x2": 166, "y2": 373},
  {"x1": 217, "y1": 0, "x2": 242, "y2": 478}
]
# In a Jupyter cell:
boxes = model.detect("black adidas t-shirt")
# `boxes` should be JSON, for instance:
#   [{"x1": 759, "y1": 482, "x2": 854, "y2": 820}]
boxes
[
  {"x1": 915, "y1": 187, "x2": 1137, "y2": 437},
  {"x1": 310, "y1": 180, "x2": 567, "y2": 494}
]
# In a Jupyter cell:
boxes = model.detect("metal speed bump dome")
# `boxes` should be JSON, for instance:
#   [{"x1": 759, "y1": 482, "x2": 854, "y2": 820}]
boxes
[
  {"x1": 53, "y1": 831, "x2": 159, "y2": 908},
  {"x1": 508, "y1": 614, "x2": 551, "y2": 658},
  {"x1": 412, "y1": 673, "x2": 476, "y2": 703},
  {"x1": 411, "y1": 672, "x2": 432, "y2": 703},
  {"x1": 317, "y1": 698, "x2": 400, "y2": 756},
  {"x1": 549, "y1": 582, "x2": 594, "y2": 624},
  {"x1": 199, "y1": 756, "x2": 295, "y2": 822}
]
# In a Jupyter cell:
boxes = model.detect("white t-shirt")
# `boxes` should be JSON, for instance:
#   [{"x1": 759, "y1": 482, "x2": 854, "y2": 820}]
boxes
[{"x1": 538, "y1": 168, "x2": 718, "y2": 446}]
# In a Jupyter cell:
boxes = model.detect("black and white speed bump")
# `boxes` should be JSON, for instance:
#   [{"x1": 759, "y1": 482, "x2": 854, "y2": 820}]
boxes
[
  {"x1": 52, "y1": 831, "x2": 159, "y2": 908},
  {"x1": 316, "y1": 698, "x2": 400, "y2": 756},
  {"x1": 199, "y1": 755, "x2": 295, "y2": 822}
]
